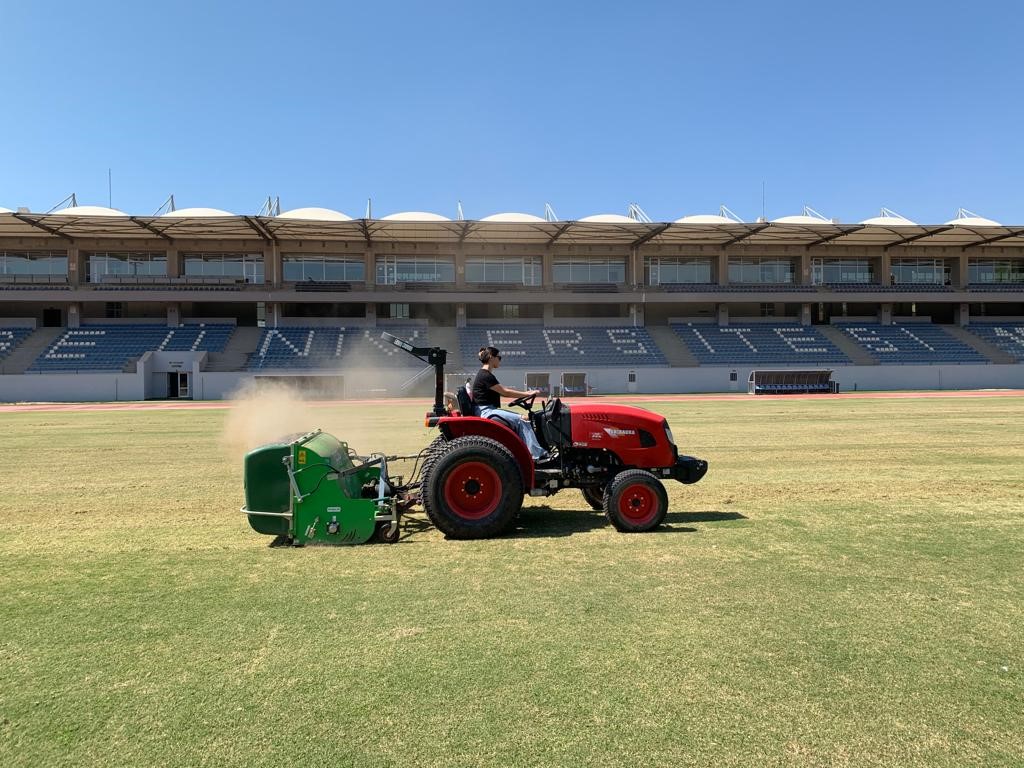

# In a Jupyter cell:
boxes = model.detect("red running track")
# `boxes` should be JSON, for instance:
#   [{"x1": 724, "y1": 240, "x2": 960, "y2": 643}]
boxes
[{"x1": 2, "y1": 390, "x2": 1023, "y2": 413}]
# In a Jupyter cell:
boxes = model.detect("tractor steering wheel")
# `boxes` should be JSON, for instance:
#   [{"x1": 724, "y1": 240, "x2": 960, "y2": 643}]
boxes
[{"x1": 508, "y1": 392, "x2": 538, "y2": 411}]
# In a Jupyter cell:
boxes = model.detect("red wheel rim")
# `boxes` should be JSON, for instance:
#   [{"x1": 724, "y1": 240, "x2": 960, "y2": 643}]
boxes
[
  {"x1": 443, "y1": 461, "x2": 502, "y2": 520},
  {"x1": 618, "y1": 483, "x2": 659, "y2": 525}
]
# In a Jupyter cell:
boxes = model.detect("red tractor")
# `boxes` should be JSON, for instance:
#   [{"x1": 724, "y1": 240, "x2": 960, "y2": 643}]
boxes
[{"x1": 387, "y1": 333, "x2": 708, "y2": 540}]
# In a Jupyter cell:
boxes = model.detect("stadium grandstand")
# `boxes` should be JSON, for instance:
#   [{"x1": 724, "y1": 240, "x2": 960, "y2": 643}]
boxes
[{"x1": 0, "y1": 201, "x2": 1021, "y2": 400}]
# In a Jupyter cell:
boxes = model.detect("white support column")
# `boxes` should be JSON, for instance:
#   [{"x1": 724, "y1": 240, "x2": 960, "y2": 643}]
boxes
[
  {"x1": 543, "y1": 303, "x2": 555, "y2": 323},
  {"x1": 879, "y1": 304, "x2": 893, "y2": 325},
  {"x1": 365, "y1": 302, "x2": 377, "y2": 326},
  {"x1": 456, "y1": 303, "x2": 466, "y2": 328},
  {"x1": 800, "y1": 303, "x2": 812, "y2": 326},
  {"x1": 630, "y1": 302, "x2": 645, "y2": 326},
  {"x1": 68, "y1": 303, "x2": 81, "y2": 328},
  {"x1": 167, "y1": 304, "x2": 180, "y2": 326},
  {"x1": 718, "y1": 252, "x2": 729, "y2": 286},
  {"x1": 954, "y1": 302, "x2": 969, "y2": 326},
  {"x1": 717, "y1": 303, "x2": 729, "y2": 326}
]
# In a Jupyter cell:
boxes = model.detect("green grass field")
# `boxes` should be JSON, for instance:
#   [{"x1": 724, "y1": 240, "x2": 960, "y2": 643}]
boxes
[{"x1": 1, "y1": 395, "x2": 1022, "y2": 767}]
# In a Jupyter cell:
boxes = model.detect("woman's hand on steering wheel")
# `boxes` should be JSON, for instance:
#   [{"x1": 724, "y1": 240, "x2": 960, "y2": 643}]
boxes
[{"x1": 508, "y1": 391, "x2": 539, "y2": 411}]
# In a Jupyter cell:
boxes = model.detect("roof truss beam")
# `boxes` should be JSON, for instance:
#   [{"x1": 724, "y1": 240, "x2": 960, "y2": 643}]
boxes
[
  {"x1": 630, "y1": 223, "x2": 670, "y2": 249},
  {"x1": 805, "y1": 225, "x2": 864, "y2": 250},
  {"x1": 129, "y1": 217, "x2": 174, "y2": 242},
  {"x1": 12, "y1": 214, "x2": 74, "y2": 242},
  {"x1": 546, "y1": 222, "x2": 573, "y2": 247},
  {"x1": 720, "y1": 223, "x2": 768, "y2": 249},
  {"x1": 244, "y1": 216, "x2": 276, "y2": 243},
  {"x1": 961, "y1": 228, "x2": 1024, "y2": 251},
  {"x1": 884, "y1": 226, "x2": 951, "y2": 251}
]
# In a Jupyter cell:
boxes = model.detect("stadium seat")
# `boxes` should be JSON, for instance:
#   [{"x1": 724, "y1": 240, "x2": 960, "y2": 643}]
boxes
[
  {"x1": 28, "y1": 324, "x2": 235, "y2": 372},
  {"x1": 834, "y1": 323, "x2": 988, "y2": 364},
  {"x1": 458, "y1": 326, "x2": 668, "y2": 367},
  {"x1": 0, "y1": 327, "x2": 33, "y2": 362},
  {"x1": 671, "y1": 323, "x2": 850, "y2": 366},
  {"x1": 247, "y1": 326, "x2": 431, "y2": 370},
  {"x1": 964, "y1": 323, "x2": 1024, "y2": 361}
]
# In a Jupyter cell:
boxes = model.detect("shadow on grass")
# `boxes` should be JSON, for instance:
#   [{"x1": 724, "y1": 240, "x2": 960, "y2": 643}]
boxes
[
  {"x1": 270, "y1": 509, "x2": 747, "y2": 545},
  {"x1": 510, "y1": 507, "x2": 747, "y2": 539}
]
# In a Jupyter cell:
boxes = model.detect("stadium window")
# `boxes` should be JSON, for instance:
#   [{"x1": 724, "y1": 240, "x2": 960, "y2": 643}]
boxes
[
  {"x1": 389, "y1": 303, "x2": 410, "y2": 319},
  {"x1": 728, "y1": 256, "x2": 794, "y2": 284},
  {"x1": 760, "y1": 303, "x2": 776, "y2": 317},
  {"x1": 968, "y1": 258, "x2": 1024, "y2": 284},
  {"x1": 0, "y1": 250, "x2": 69, "y2": 277},
  {"x1": 811, "y1": 258, "x2": 873, "y2": 285},
  {"x1": 182, "y1": 253, "x2": 264, "y2": 284},
  {"x1": 552, "y1": 255, "x2": 626, "y2": 284},
  {"x1": 645, "y1": 256, "x2": 712, "y2": 285},
  {"x1": 86, "y1": 252, "x2": 166, "y2": 283},
  {"x1": 465, "y1": 256, "x2": 542, "y2": 285},
  {"x1": 105, "y1": 302, "x2": 123, "y2": 319},
  {"x1": 282, "y1": 254, "x2": 365, "y2": 282},
  {"x1": 502, "y1": 304, "x2": 520, "y2": 318},
  {"x1": 256, "y1": 302, "x2": 266, "y2": 328},
  {"x1": 376, "y1": 255, "x2": 454, "y2": 284},
  {"x1": 891, "y1": 258, "x2": 944, "y2": 285}
]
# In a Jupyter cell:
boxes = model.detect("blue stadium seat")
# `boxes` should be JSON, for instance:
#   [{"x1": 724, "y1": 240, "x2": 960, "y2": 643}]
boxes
[
  {"x1": 671, "y1": 323, "x2": 850, "y2": 366},
  {"x1": 28, "y1": 324, "x2": 234, "y2": 372},
  {"x1": 0, "y1": 327, "x2": 33, "y2": 362},
  {"x1": 458, "y1": 326, "x2": 668, "y2": 367},
  {"x1": 247, "y1": 327, "x2": 430, "y2": 370},
  {"x1": 834, "y1": 323, "x2": 988, "y2": 364},
  {"x1": 964, "y1": 323, "x2": 1024, "y2": 361}
]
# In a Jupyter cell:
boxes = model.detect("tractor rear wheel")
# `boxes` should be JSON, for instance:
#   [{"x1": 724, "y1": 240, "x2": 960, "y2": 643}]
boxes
[
  {"x1": 604, "y1": 470, "x2": 668, "y2": 533},
  {"x1": 422, "y1": 436, "x2": 523, "y2": 539},
  {"x1": 581, "y1": 485, "x2": 605, "y2": 511},
  {"x1": 418, "y1": 435, "x2": 448, "y2": 483}
]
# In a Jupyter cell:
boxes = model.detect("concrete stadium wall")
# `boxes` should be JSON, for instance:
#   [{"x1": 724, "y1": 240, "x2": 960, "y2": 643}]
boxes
[
  {"x1": 0, "y1": 373, "x2": 144, "y2": 402},
  {"x1": 2, "y1": 364, "x2": 1022, "y2": 403}
]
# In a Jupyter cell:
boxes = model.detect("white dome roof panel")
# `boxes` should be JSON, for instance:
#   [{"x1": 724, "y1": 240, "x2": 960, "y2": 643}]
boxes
[
  {"x1": 675, "y1": 214, "x2": 739, "y2": 224},
  {"x1": 578, "y1": 214, "x2": 637, "y2": 224},
  {"x1": 860, "y1": 216, "x2": 918, "y2": 226},
  {"x1": 52, "y1": 205, "x2": 127, "y2": 217},
  {"x1": 480, "y1": 212, "x2": 547, "y2": 223},
  {"x1": 277, "y1": 207, "x2": 352, "y2": 221},
  {"x1": 772, "y1": 215, "x2": 831, "y2": 225},
  {"x1": 381, "y1": 211, "x2": 450, "y2": 222},
  {"x1": 946, "y1": 215, "x2": 1001, "y2": 227},
  {"x1": 160, "y1": 207, "x2": 234, "y2": 218}
]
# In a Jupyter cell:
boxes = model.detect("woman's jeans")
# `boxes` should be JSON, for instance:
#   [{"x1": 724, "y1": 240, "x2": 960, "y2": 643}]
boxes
[{"x1": 477, "y1": 406, "x2": 546, "y2": 460}]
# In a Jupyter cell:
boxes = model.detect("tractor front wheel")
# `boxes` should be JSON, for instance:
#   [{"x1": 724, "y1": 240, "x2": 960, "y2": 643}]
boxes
[
  {"x1": 604, "y1": 470, "x2": 668, "y2": 533},
  {"x1": 581, "y1": 485, "x2": 605, "y2": 511},
  {"x1": 423, "y1": 436, "x2": 523, "y2": 539}
]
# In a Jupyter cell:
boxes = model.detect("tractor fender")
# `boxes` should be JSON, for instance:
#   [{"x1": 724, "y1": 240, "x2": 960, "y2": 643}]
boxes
[{"x1": 437, "y1": 416, "x2": 535, "y2": 489}]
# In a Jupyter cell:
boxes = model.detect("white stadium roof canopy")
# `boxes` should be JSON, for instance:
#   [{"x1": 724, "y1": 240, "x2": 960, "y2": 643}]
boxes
[{"x1": 2, "y1": 206, "x2": 1024, "y2": 248}]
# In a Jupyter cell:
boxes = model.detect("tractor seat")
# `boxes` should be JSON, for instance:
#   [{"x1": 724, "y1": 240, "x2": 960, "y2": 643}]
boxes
[{"x1": 455, "y1": 384, "x2": 476, "y2": 417}]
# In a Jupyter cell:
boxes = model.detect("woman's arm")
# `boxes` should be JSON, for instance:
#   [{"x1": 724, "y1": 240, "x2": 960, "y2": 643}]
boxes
[{"x1": 492, "y1": 383, "x2": 539, "y2": 399}]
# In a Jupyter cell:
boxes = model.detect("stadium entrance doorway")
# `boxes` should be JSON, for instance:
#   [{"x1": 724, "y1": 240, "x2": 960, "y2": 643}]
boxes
[{"x1": 167, "y1": 371, "x2": 191, "y2": 399}]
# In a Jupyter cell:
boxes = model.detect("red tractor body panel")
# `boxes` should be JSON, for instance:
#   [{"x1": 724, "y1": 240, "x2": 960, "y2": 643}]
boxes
[
  {"x1": 436, "y1": 415, "x2": 535, "y2": 489},
  {"x1": 566, "y1": 403, "x2": 675, "y2": 469}
]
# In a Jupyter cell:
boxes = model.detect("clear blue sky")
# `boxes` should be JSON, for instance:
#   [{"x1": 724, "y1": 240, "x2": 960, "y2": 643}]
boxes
[{"x1": 1, "y1": 0, "x2": 1021, "y2": 223}]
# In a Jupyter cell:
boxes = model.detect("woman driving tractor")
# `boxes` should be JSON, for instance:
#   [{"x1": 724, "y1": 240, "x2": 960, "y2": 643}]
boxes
[{"x1": 471, "y1": 346, "x2": 549, "y2": 462}]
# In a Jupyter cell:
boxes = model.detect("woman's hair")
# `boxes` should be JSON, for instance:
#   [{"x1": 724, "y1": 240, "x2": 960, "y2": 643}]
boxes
[{"x1": 478, "y1": 346, "x2": 500, "y2": 364}]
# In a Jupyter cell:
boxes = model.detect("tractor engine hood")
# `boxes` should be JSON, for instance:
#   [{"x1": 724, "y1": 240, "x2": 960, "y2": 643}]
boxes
[{"x1": 568, "y1": 403, "x2": 678, "y2": 469}]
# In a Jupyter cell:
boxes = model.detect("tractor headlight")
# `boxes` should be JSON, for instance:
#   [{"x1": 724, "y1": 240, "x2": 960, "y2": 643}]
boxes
[{"x1": 663, "y1": 421, "x2": 675, "y2": 446}]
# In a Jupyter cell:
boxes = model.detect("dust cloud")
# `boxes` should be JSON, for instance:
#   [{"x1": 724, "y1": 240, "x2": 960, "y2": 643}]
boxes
[{"x1": 220, "y1": 380, "x2": 321, "y2": 462}]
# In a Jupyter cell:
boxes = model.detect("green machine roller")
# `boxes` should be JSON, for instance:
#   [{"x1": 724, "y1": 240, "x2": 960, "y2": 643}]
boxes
[{"x1": 241, "y1": 430, "x2": 405, "y2": 545}]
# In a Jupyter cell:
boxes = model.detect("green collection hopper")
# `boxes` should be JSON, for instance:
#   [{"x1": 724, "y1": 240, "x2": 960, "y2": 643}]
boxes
[{"x1": 242, "y1": 430, "x2": 399, "y2": 545}]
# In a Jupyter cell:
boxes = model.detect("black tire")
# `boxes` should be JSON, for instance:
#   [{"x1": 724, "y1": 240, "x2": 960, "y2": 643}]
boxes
[
  {"x1": 375, "y1": 521, "x2": 401, "y2": 544},
  {"x1": 418, "y1": 435, "x2": 448, "y2": 483},
  {"x1": 581, "y1": 485, "x2": 605, "y2": 511},
  {"x1": 604, "y1": 469, "x2": 668, "y2": 533},
  {"x1": 422, "y1": 436, "x2": 523, "y2": 539}
]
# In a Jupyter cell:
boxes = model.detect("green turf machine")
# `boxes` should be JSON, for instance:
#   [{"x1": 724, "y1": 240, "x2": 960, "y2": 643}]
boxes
[{"x1": 241, "y1": 429, "x2": 405, "y2": 545}]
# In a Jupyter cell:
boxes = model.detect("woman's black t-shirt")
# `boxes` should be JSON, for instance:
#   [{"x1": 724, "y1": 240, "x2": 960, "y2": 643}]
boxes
[{"x1": 472, "y1": 368, "x2": 501, "y2": 409}]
